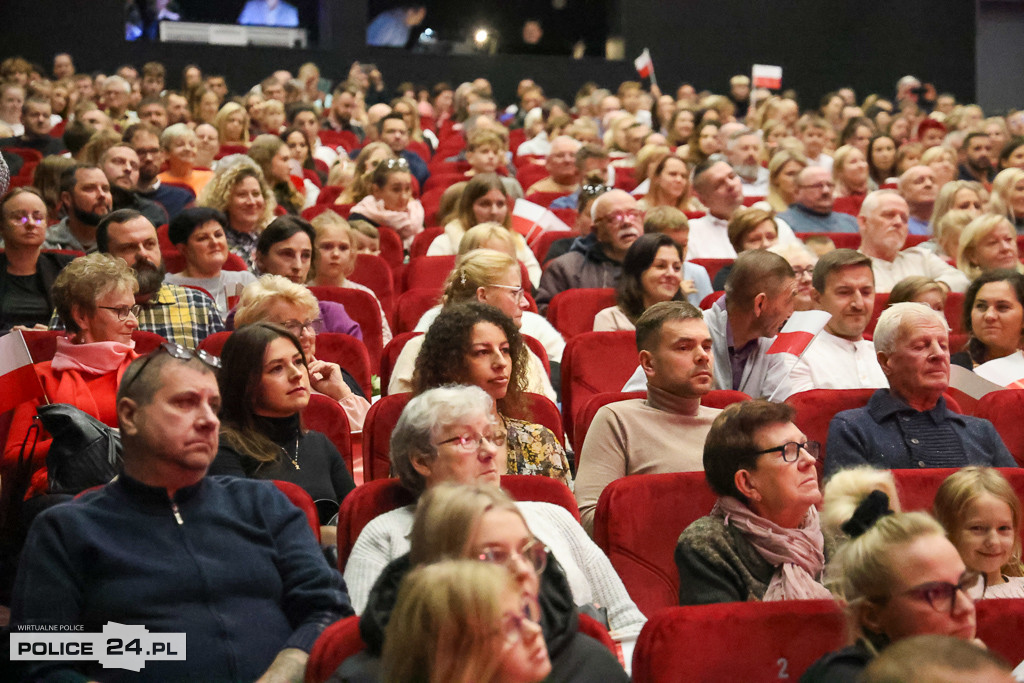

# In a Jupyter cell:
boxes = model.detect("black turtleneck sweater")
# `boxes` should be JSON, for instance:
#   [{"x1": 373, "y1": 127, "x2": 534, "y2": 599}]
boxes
[{"x1": 210, "y1": 413, "x2": 355, "y2": 523}]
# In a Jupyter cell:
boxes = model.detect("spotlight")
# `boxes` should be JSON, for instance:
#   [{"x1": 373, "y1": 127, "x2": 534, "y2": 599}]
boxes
[{"x1": 474, "y1": 28, "x2": 489, "y2": 45}]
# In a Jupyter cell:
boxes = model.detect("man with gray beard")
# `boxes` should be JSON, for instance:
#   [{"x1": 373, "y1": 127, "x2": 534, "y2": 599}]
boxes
[
  {"x1": 725, "y1": 128, "x2": 769, "y2": 197},
  {"x1": 43, "y1": 165, "x2": 112, "y2": 253},
  {"x1": 95, "y1": 209, "x2": 224, "y2": 348}
]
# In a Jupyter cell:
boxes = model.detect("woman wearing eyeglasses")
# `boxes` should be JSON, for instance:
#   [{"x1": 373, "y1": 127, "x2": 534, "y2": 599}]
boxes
[
  {"x1": 675, "y1": 400, "x2": 832, "y2": 605},
  {"x1": 336, "y1": 480, "x2": 628, "y2": 682},
  {"x1": 0, "y1": 187, "x2": 74, "y2": 333},
  {"x1": 348, "y1": 156, "x2": 425, "y2": 249},
  {"x1": 2, "y1": 254, "x2": 141, "y2": 498},
  {"x1": 234, "y1": 275, "x2": 370, "y2": 431},
  {"x1": 802, "y1": 507, "x2": 981, "y2": 681},
  {"x1": 383, "y1": 559, "x2": 550, "y2": 683},
  {"x1": 210, "y1": 323, "x2": 355, "y2": 546},
  {"x1": 390, "y1": 250, "x2": 557, "y2": 402}
]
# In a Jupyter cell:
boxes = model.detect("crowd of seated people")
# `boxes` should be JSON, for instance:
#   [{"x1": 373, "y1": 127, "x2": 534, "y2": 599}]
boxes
[{"x1": 6, "y1": 49, "x2": 1024, "y2": 680}]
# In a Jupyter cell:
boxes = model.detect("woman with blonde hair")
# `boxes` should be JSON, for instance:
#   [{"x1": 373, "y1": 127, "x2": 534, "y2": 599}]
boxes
[
  {"x1": 934, "y1": 467, "x2": 1024, "y2": 599},
  {"x1": 197, "y1": 157, "x2": 276, "y2": 270},
  {"x1": 921, "y1": 145, "x2": 958, "y2": 187},
  {"x1": 382, "y1": 560, "x2": 550, "y2": 683},
  {"x1": 988, "y1": 167, "x2": 1024, "y2": 231},
  {"x1": 820, "y1": 467, "x2": 902, "y2": 552},
  {"x1": 766, "y1": 149, "x2": 809, "y2": 212},
  {"x1": 337, "y1": 141, "x2": 394, "y2": 205},
  {"x1": 957, "y1": 213, "x2": 1022, "y2": 280},
  {"x1": 391, "y1": 249, "x2": 556, "y2": 401},
  {"x1": 157, "y1": 123, "x2": 214, "y2": 195},
  {"x1": 887, "y1": 276, "x2": 947, "y2": 313},
  {"x1": 638, "y1": 152, "x2": 700, "y2": 213},
  {"x1": 427, "y1": 173, "x2": 541, "y2": 287},
  {"x1": 309, "y1": 210, "x2": 392, "y2": 344},
  {"x1": 832, "y1": 144, "x2": 873, "y2": 198},
  {"x1": 213, "y1": 101, "x2": 250, "y2": 147},
  {"x1": 803, "y1": 507, "x2": 982, "y2": 681},
  {"x1": 391, "y1": 96, "x2": 437, "y2": 151}
]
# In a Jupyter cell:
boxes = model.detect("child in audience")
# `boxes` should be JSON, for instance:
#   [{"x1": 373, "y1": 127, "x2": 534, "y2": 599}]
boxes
[
  {"x1": 933, "y1": 467, "x2": 1024, "y2": 599},
  {"x1": 465, "y1": 129, "x2": 523, "y2": 198},
  {"x1": 349, "y1": 157, "x2": 425, "y2": 249}
]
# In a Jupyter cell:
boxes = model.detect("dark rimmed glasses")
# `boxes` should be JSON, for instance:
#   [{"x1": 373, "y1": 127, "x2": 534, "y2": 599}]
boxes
[
  {"x1": 892, "y1": 570, "x2": 983, "y2": 615},
  {"x1": 754, "y1": 440, "x2": 821, "y2": 463},
  {"x1": 98, "y1": 304, "x2": 142, "y2": 321}
]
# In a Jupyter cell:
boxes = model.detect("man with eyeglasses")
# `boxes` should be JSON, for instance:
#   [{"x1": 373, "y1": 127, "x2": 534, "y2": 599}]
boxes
[
  {"x1": 91, "y1": 208, "x2": 224, "y2": 349},
  {"x1": 536, "y1": 189, "x2": 641, "y2": 313},
  {"x1": 857, "y1": 190, "x2": 968, "y2": 293},
  {"x1": 123, "y1": 123, "x2": 194, "y2": 220},
  {"x1": 825, "y1": 303, "x2": 1013, "y2": 477},
  {"x1": 11, "y1": 347, "x2": 353, "y2": 683},
  {"x1": 775, "y1": 166, "x2": 859, "y2": 235}
]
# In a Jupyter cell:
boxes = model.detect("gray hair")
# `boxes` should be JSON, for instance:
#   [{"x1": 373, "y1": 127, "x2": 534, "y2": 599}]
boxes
[
  {"x1": 873, "y1": 302, "x2": 948, "y2": 355},
  {"x1": 390, "y1": 385, "x2": 496, "y2": 496},
  {"x1": 103, "y1": 75, "x2": 131, "y2": 94},
  {"x1": 159, "y1": 122, "x2": 196, "y2": 150},
  {"x1": 859, "y1": 189, "x2": 903, "y2": 218},
  {"x1": 725, "y1": 127, "x2": 759, "y2": 151}
]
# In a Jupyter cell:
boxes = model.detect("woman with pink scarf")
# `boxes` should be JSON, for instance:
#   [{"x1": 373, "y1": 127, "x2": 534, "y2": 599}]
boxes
[
  {"x1": 675, "y1": 400, "x2": 832, "y2": 604},
  {"x1": 348, "y1": 157, "x2": 424, "y2": 249},
  {"x1": 2, "y1": 254, "x2": 141, "y2": 498}
]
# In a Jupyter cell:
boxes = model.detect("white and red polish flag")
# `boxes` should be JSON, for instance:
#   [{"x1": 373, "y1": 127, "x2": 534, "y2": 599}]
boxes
[
  {"x1": 511, "y1": 198, "x2": 572, "y2": 245},
  {"x1": 0, "y1": 331, "x2": 46, "y2": 414},
  {"x1": 767, "y1": 310, "x2": 832, "y2": 357},
  {"x1": 634, "y1": 49, "x2": 654, "y2": 79},
  {"x1": 752, "y1": 64, "x2": 783, "y2": 90}
]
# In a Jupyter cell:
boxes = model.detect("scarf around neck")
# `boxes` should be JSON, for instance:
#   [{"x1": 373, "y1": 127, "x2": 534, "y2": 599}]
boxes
[
  {"x1": 51, "y1": 336, "x2": 137, "y2": 375},
  {"x1": 713, "y1": 495, "x2": 832, "y2": 601}
]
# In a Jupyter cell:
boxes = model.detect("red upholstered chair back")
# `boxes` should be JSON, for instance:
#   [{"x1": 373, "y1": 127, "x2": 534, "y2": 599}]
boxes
[
  {"x1": 394, "y1": 288, "x2": 442, "y2": 335},
  {"x1": 521, "y1": 334, "x2": 551, "y2": 377},
  {"x1": 197, "y1": 330, "x2": 231, "y2": 356},
  {"x1": 796, "y1": 232, "x2": 861, "y2": 249},
  {"x1": 131, "y1": 330, "x2": 168, "y2": 353},
  {"x1": 786, "y1": 388, "x2": 880, "y2": 479},
  {"x1": 313, "y1": 332, "x2": 373, "y2": 399},
  {"x1": 318, "y1": 129, "x2": 360, "y2": 152},
  {"x1": 337, "y1": 474, "x2": 581, "y2": 572},
  {"x1": 307, "y1": 286, "x2": 383, "y2": 374},
  {"x1": 688, "y1": 258, "x2": 734, "y2": 284},
  {"x1": 699, "y1": 291, "x2": 725, "y2": 310},
  {"x1": 593, "y1": 471, "x2": 716, "y2": 616},
  {"x1": 891, "y1": 467, "x2": 1024, "y2": 514},
  {"x1": 21, "y1": 329, "x2": 165, "y2": 362},
  {"x1": 404, "y1": 255, "x2": 456, "y2": 291},
  {"x1": 222, "y1": 252, "x2": 248, "y2": 272},
  {"x1": 546, "y1": 288, "x2": 617, "y2": 339},
  {"x1": 379, "y1": 332, "x2": 421, "y2": 396},
  {"x1": 419, "y1": 186, "x2": 447, "y2": 226},
  {"x1": 349, "y1": 253, "x2": 395, "y2": 326},
  {"x1": 508, "y1": 128, "x2": 527, "y2": 154},
  {"x1": 377, "y1": 227, "x2": 405, "y2": 270},
  {"x1": 530, "y1": 229, "x2": 574, "y2": 263},
  {"x1": 904, "y1": 234, "x2": 930, "y2": 248},
  {"x1": 944, "y1": 292, "x2": 966, "y2": 335},
  {"x1": 517, "y1": 165, "x2": 550, "y2": 191},
  {"x1": 301, "y1": 393, "x2": 353, "y2": 478},
  {"x1": 315, "y1": 185, "x2": 344, "y2": 206},
  {"x1": 525, "y1": 191, "x2": 571, "y2": 208},
  {"x1": 976, "y1": 598, "x2": 1024, "y2": 668},
  {"x1": 305, "y1": 615, "x2": 363, "y2": 683},
  {"x1": 423, "y1": 171, "x2": 469, "y2": 194},
  {"x1": 975, "y1": 390, "x2": 1024, "y2": 466},
  {"x1": 631, "y1": 601, "x2": 845, "y2": 682},
  {"x1": 560, "y1": 331, "x2": 638, "y2": 447},
  {"x1": 865, "y1": 292, "x2": 889, "y2": 337},
  {"x1": 831, "y1": 194, "x2": 865, "y2": 216},
  {"x1": 408, "y1": 227, "x2": 444, "y2": 258},
  {"x1": 362, "y1": 393, "x2": 413, "y2": 481},
  {"x1": 271, "y1": 480, "x2": 321, "y2": 544}
]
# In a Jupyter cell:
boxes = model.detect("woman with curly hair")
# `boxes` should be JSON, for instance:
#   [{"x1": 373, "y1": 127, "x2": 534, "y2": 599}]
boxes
[
  {"x1": 411, "y1": 301, "x2": 571, "y2": 486},
  {"x1": 197, "y1": 157, "x2": 276, "y2": 271}
]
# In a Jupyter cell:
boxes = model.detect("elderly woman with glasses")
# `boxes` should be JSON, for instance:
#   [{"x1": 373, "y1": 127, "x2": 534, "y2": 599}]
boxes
[
  {"x1": 0, "y1": 188, "x2": 74, "y2": 332},
  {"x1": 338, "y1": 482, "x2": 627, "y2": 683},
  {"x1": 675, "y1": 400, "x2": 832, "y2": 605},
  {"x1": 2, "y1": 254, "x2": 142, "y2": 499},
  {"x1": 342, "y1": 386, "x2": 646, "y2": 643}
]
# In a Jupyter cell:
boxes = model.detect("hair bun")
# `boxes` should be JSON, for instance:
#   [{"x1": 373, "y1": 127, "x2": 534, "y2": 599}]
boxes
[{"x1": 841, "y1": 489, "x2": 894, "y2": 538}]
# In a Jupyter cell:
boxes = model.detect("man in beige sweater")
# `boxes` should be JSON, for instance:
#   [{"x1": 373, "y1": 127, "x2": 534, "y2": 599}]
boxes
[{"x1": 575, "y1": 300, "x2": 722, "y2": 535}]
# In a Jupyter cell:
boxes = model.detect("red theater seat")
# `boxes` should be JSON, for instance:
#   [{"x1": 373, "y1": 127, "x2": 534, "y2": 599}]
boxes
[
  {"x1": 531, "y1": 229, "x2": 574, "y2": 263},
  {"x1": 974, "y1": 390, "x2": 1024, "y2": 467},
  {"x1": 891, "y1": 467, "x2": 1024, "y2": 513},
  {"x1": 301, "y1": 394, "x2": 353, "y2": 477},
  {"x1": 631, "y1": 601, "x2": 845, "y2": 682},
  {"x1": 560, "y1": 331, "x2": 638, "y2": 447},
  {"x1": 546, "y1": 288, "x2": 616, "y2": 339},
  {"x1": 307, "y1": 286, "x2": 384, "y2": 374},
  {"x1": 305, "y1": 616, "x2": 363, "y2": 683}
]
